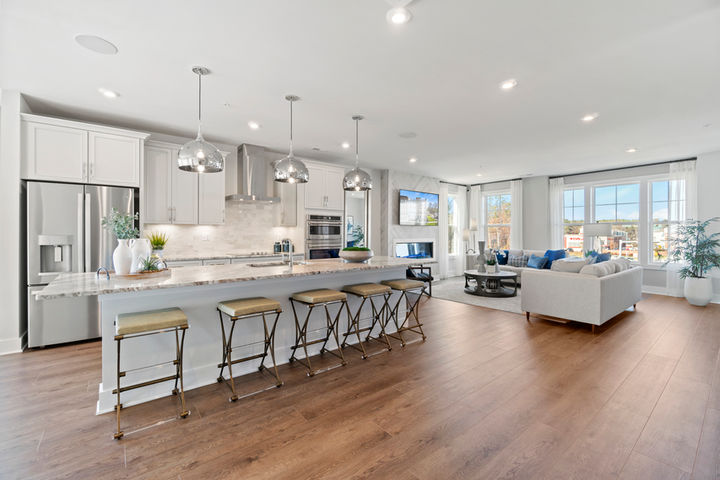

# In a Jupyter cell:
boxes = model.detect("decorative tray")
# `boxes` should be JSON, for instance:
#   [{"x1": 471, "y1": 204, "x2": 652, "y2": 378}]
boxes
[{"x1": 111, "y1": 269, "x2": 171, "y2": 278}]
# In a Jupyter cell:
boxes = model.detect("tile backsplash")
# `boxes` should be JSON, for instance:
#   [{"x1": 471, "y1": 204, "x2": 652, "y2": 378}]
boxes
[{"x1": 144, "y1": 201, "x2": 304, "y2": 257}]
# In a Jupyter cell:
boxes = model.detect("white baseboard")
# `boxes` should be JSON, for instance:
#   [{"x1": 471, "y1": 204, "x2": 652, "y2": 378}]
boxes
[
  {"x1": 0, "y1": 331, "x2": 26, "y2": 356},
  {"x1": 642, "y1": 286, "x2": 720, "y2": 304}
]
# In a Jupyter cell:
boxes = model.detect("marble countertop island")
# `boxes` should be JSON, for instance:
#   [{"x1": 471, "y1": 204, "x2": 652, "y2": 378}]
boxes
[{"x1": 35, "y1": 257, "x2": 429, "y2": 300}]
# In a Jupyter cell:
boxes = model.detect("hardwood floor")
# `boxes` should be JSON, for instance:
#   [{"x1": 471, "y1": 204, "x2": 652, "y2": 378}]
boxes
[{"x1": 1, "y1": 294, "x2": 719, "y2": 479}]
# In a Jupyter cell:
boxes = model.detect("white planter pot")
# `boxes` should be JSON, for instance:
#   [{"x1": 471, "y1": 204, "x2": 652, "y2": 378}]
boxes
[
  {"x1": 485, "y1": 264, "x2": 497, "y2": 273},
  {"x1": 684, "y1": 277, "x2": 714, "y2": 306},
  {"x1": 113, "y1": 239, "x2": 133, "y2": 275},
  {"x1": 130, "y1": 238, "x2": 152, "y2": 273},
  {"x1": 339, "y1": 249, "x2": 374, "y2": 263}
]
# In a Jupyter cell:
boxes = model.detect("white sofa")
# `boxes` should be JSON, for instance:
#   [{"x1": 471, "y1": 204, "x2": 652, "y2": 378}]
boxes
[
  {"x1": 496, "y1": 249, "x2": 547, "y2": 283},
  {"x1": 520, "y1": 266, "x2": 643, "y2": 331}
]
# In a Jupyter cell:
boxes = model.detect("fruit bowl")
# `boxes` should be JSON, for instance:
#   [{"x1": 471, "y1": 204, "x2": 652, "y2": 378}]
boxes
[{"x1": 339, "y1": 248, "x2": 374, "y2": 263}]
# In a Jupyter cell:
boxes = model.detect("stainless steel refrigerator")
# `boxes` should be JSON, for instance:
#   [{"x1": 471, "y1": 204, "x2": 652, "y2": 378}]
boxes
[{"x1": 26, "y1": 181, "x2": 137, "y2": 347}]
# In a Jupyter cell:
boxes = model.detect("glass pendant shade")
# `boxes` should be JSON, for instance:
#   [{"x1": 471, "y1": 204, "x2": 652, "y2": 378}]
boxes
[
  {"x1": 178, "y1": 67, "x2": 224, "y2": 173},
  {"x1": 343, "y1": 115, "x2": 372, "y2": 191},
  {"x1": 274, "y1": 95, "x2": 309, "y2": 184}
]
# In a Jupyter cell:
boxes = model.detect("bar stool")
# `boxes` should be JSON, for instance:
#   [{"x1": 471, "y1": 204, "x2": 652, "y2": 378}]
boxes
[
  {"x1": 289, "y1": 289, "x2": 349, "y2": 376},
  {"x1": 341, "y1": 283, "x2": 393, "y2": 358},
  {"x1": 113, "y1": 307, "x2": 189, "y2": 440},
  {"x1": 216, "y1": 297, "x2": 283, "y2": 402},
  {"x1": 381, "y1": 279, "x2": 427, "y2": 347}
]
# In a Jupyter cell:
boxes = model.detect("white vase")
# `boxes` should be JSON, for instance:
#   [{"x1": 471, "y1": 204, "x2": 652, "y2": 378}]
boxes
[
  {"x1": 486, "y1": 264, "x2": 497, "y2": 274},
  {"x1": 684, "y1": 277, "x2": 714, "y2": 306},
  {"x1": 113, "y1": 239, "x2": 133, "y2": 275},
  {"x1": 130, "y1": 238, "x2": 152, "y2": 273}
]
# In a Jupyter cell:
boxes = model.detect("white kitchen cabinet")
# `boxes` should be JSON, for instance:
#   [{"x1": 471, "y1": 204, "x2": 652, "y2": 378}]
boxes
[
  {"x1": 22, "y1": 121, "x2": 88, "y2": 182},
  {"x1": 88, "y1": 132, "x2": 140, "y2": 187},
  {"x1": 202, "y1": 258, "x2": 231, "y2": 265},
  {"x1": 21, "y1": 114, "x2": 148, "y2": 186},
  {"x1": 165, "y1": 260, "x2": 202, "y2": 268},
  {"x1": 198, "y1": 167, "x2": 225, "y2": 225},
  {"x1": 304, "y1": 162, "x2": 345, "y2": 211},
  {"x1": 144, "y1": 141, "x2": 225, "y2": 225}
]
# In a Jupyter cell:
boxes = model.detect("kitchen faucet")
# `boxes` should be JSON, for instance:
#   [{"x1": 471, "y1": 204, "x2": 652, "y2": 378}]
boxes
[{"x1": 284, "y1": 242, "x2": 295, "y2": 268}]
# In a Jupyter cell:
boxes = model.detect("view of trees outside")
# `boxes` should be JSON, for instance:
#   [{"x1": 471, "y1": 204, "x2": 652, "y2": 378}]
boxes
[
  {"x1": 486, "y1": 193, "x2": 511, "y2": 250},
  {"x1": 563, "y1": 189, "x2": 585, "y2": 257},
  {"x1": 448, "y1": 194, "x2": 457, "y2": 255},
  {"x1": 594, "y1": 184, "x2": 640, "y2": 260},
  {"x1": 651, "y1": 180, "x2": 684, "y2": 262}
]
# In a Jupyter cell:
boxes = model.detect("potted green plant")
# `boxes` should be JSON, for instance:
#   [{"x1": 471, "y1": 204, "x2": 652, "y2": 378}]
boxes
[
  {"x1": 339, "y1": 246, "x2": 374, "y2": 263},
  {"x1": 486, "y1": 256, "x2": 497, "y2": 274},
  {"x1": 666, "y1": 217, "x2": 720, "y2": 306},
  {"x1": 101, "y1": 208, "x2": 139, "y2": 275},
  {"x1": 147, "y1": 232, "x2": 168, "y2": 255}
]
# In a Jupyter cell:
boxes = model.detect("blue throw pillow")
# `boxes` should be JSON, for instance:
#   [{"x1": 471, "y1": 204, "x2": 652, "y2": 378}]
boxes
[
  {"x1": 595, "y1": 253, "x2": 611, "y2": 262},
  {"x1": 543, "y1": 249, "x2": 566, "y2": 269},
  {"x1": 496, "y1": 251, "x2": 508, "y2": 265},
  {"x1": 527, "y1": 254, "x2": 548, "y2": 269}
]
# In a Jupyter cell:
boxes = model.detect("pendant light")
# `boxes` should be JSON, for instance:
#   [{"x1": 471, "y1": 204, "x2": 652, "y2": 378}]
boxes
[
  {"x1": 342, "y1": 115, "x2": 373, "y2": 191},
  {"x1": 177, "y1": 67, "x2": 224, "y2": 173},
  {"x1": 273, "y1": 95, "x2": 309, "y2": 183}
]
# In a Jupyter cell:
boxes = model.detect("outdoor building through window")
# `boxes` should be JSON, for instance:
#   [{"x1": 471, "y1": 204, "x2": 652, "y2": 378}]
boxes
[{"x1": 563, "y1": 188, "x2": 585, "y2": 257}]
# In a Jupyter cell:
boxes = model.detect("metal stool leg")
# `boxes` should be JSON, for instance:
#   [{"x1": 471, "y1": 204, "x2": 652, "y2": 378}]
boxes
[
  {"x1": 114, "y1": 337, "x2": 123, "y2": 440},
  {"x1": 289, "y1": 299, "x2": 317, "y2": 376},
  {"x1": 260, "y1": 311, "x2": 283, "y2": 386},
  {"x1": 341, "y1": 297, "x2": 368, "y2": 359},
  {"x1": 178, "y1": 328, "x2": 189, "y2": 417}
]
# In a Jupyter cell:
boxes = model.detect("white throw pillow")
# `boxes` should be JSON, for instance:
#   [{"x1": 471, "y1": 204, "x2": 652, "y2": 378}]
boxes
[
  {"x1": 579, "y1": 262, "x2": 615, "y2": 277},
  {"x1": 551, "y1": 257, "x2": 589, "y2": 273}
]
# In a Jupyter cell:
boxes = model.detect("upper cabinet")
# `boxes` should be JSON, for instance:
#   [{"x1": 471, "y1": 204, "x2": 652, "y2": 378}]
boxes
[
  {"x1": 304, "y1": 162, "x2": 345, "y2": 211},
  {"x1": 21, "y1": 114, "x2": 148, "y2": 187},
  {"x1": 144, "y1": 141, "x2": 225, "y2": 226}
]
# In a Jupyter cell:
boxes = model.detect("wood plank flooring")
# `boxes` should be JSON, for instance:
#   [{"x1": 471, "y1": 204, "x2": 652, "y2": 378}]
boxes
[{"x1": 1, "y1": 294, "x2": 719, "y2": 479}]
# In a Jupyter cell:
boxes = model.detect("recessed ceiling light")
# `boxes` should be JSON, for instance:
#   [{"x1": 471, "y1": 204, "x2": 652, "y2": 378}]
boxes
[
  {"x1": 312, "y1": 147, "x2": 321, "y2": 151},
  {"x1": 582, "y1": 113, "x2": 599, "y2": 122},
  {"x1": 248, "y1": 121, "x2": 260, "y2": 130},
  {"x1": 98, "y1": 88, "x2": 119, "y2": 98},
  {"x1": 476, "y1": 173, "x2": 483, "y2": 177},
  {"x1": 398, "y1": 132, "x2": 417, "y2": 139},
  {"x1": 625, "y1": 148, "x2": 637, "y2": 153},
  {"x1": 75, "y1": 34, "x2": 118, "y2": 55},
  {"x1": 387, "y1": 7, "x2": 412, "y2": 25},
  {"x1": 500, "y1": 79, "x2": 518, "y2": 90},
  {"x1": 341, "y1": 142, "x2": 350, "y2": 149},
  {"x1": 409, "y1": 157, "x2": 417, "y2": 163}
]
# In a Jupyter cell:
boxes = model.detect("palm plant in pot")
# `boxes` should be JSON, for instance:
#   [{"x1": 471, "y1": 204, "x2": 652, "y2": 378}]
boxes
[{"x1": 666, "y1": 217, "x2": 720, "y2": 306}]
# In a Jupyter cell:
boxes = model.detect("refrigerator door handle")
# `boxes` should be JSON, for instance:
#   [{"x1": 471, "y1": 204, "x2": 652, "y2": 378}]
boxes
[
  {"x1": 85, "y1": 193, "x2": 91, "y2": 272},
  {"x1": 77, "y1": 193, "x2": 85, "y2": 273}
]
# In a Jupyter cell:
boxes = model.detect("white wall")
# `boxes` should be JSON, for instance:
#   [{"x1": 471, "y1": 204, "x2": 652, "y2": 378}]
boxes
[
  {"x1": 0, "y1": 90, "x2": 30, "y2": 354},
  {"x1": 522, "y1": 176, "x2": 550, "y2": 250},
  {"x1": 696, "y1": 150, "x2": 720, "y2": 301}
]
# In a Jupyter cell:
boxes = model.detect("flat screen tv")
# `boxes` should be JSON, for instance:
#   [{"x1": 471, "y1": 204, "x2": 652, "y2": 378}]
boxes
[{"x1": 399, "y1": 189, "x2": 439, "y2": 226}]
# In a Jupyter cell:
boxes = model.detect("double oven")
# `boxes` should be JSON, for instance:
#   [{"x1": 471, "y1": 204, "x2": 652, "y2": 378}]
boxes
[{"x1": 306, "y1": 214, "x2": 343, "y2": 259}]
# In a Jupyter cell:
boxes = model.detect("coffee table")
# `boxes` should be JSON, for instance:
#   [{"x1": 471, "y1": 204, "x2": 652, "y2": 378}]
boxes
[{"x1": 464, "y1": 270, "x2": 518, "y2": 297}]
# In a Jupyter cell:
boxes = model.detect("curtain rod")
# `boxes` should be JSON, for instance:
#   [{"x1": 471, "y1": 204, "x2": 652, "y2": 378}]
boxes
[
  {"x1": 469, "y1": 177, "x2": 522, "y2": 187},
  {"x1": 439, "y1": 180, "x2": 470, "y2": 188},
  {"x1": 548, "y1": 157, "x2": 696, "y2": 180}
]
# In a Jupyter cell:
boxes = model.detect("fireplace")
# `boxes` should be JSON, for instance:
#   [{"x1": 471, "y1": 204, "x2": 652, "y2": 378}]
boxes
[{"x1": 394, "y1": 240, "x2": 435, "y2": 261}]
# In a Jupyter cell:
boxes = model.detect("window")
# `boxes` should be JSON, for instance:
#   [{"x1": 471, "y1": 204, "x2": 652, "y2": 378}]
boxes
[
  {"x1": 593, "y1": 183, "x2": 640, "y2": 261},
  {"x1": 563, "y1": 188, "x2": 585, "y2": 257},
  {"x1": 485, "y1": 193, "x2": 511, "y2": 250},
  {"x1": 448, "y1": 194, "x2": 458, "y2": 255},
  {"x1": 650, "y1": 180, "x2": 685, "y2": 262}
]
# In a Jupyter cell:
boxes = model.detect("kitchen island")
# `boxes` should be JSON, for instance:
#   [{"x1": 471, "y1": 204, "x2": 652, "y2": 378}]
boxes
[{"x1": 36, "y1": 257, "x2": 426, "y2": 413}]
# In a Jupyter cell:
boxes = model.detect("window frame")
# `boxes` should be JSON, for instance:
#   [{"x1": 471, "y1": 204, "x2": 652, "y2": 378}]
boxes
[
  {"x1": 447, "y1": 193, "x2": 459, "y2": 256},
  {"x1": 484, "y1": 191, "x2": 512, "y2": 250},
  {"x1": 591, "y1": 181, "x2": 641, "y2": 262},
  {"x1": 562, "y1": 187, "x2": 586, "y2": 257},
  {"x1": 648, "y1": 179, "x2": 685, "y2": 265}
]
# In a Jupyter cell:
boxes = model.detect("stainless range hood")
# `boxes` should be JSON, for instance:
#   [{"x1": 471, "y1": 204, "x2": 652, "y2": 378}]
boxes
[{"x1": 226, "y1": 144, "x2": 281, "y2": 203}]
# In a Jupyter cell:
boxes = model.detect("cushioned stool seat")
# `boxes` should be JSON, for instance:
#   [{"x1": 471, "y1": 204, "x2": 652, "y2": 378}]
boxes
[
  {"x1": 292, "y1": 289, "x2": 347, "y2": 304},
  {"x1": 116, "y1": 307, "x2": 188, "y2": 336},
  {"x1": 218, "y1": 297, "x2": 281, "y2": 317},
  {"x1": 342, "y1": 283, "x2": 391, "y2": 297},
  {"x1": 381, "y1": 279, "x2": 425, "y2": 291}
]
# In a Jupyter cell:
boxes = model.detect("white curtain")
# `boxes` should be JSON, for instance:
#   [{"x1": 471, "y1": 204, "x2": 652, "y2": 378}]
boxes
[
  {"x1": 549, "y1": 177, "x2": 565, "y2": 249},
  {"x1": 438, "y1": 183, "x2": 449, "y2": 279},
  {"x1": 454, "y1": 187, "x2": 467, "y2": 275},
  {"x1": 510, "y1": 180, "x2": 523, "y2": 250},
  {"x1": 468, "y1": 185, "x2": 482, "y2": 251},
  {"x1": 666, "y1": 160, "x2": 697, "y2": 296}
]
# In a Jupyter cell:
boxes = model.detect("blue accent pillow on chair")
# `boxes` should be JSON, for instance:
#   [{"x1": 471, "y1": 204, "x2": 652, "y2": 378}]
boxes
[
  {"x1": 543, "y1": 249, "x2": 566, "y2": 269},
  {"x1": 527, "y1": 254, "x2": 548, "y2": 269}
]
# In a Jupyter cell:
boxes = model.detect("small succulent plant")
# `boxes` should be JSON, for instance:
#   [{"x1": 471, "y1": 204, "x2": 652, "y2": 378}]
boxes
[{"x1": 139, "y1": 256, "x2": 160, "y2": 272}]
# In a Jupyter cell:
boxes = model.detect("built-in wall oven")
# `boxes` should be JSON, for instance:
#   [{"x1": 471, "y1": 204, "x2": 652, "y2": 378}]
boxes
[{"x1": 306, "y1": 214, "x2": 342, "y2": 259}]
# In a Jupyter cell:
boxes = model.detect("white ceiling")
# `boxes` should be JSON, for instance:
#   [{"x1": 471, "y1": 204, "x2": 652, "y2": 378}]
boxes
[{"x1": 2, "y1": 0, "x2": 719, "y2": 184}]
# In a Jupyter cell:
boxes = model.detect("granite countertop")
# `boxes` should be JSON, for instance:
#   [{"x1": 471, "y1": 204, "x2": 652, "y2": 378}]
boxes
[{"x1": 35, "y1": 257, "x2": 430, "y2": 300}]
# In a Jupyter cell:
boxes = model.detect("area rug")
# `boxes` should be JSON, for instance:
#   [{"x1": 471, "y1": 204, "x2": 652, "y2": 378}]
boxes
[{"x1": 431, "y1": 276, "x2": 523, "y2": 314}]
